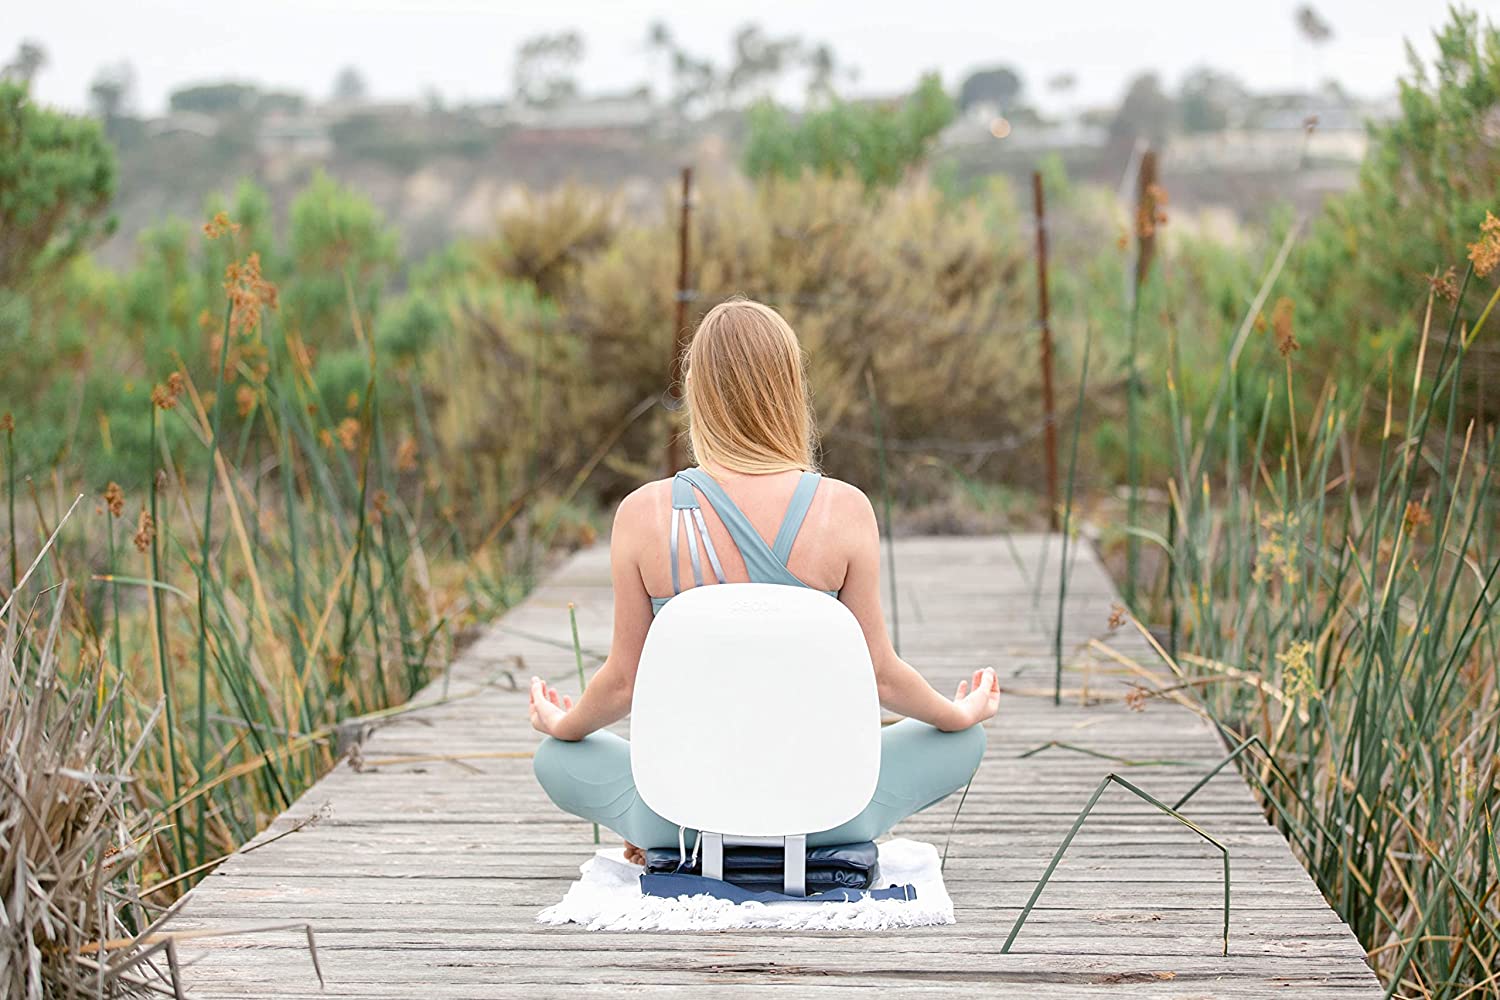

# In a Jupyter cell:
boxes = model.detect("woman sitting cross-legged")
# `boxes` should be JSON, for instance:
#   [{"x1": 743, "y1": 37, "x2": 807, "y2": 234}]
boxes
[{"x1": 528, "y1": 298, "x2": 1000, "y2": 865}]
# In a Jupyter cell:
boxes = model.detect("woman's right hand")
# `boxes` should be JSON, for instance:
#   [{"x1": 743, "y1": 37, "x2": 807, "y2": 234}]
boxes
[
  {"x1": 529, "y1": 677, "x2": 576, "y2": 740},
  {"x1": 948, "y1": 668, "x2": 1000, "y2": 729}
]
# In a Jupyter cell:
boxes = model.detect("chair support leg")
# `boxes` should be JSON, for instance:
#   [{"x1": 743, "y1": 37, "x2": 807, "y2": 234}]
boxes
[
  {"x1": 783, "y1": 834, "x2": 806, "y2": 897},
  {"x1": 702, "y1": 832, "x2": 724, "y2": 882}
]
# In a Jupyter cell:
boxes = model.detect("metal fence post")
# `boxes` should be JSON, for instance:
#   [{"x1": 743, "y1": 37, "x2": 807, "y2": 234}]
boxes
[
  {"x1": 1032, "y1": 171, "x2": 1060, "y2": 531},
  {"x1": 665, "y1": 166, "x2": 694, "y2": 476}
]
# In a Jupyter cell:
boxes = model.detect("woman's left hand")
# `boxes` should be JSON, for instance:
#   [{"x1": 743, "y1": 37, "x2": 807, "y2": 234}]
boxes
[{"x1": 529, "y1": 677, "x2": 575, "y2": 739}]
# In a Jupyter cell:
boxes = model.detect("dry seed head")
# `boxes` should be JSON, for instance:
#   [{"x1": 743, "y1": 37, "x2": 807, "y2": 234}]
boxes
[
  {"x1": 1426, "y1": 266, "x2": 1459, "y2": 304},
  {"x1": 1402, "y1": 500, "x2": 1432, "y2": 534},
  {"x1": 103, "y1": 482, "x2": 125, "y2": 517},
  {"x1": 0, "y1": 412, "x2": 12, "y2": 432},
  {"x1": 1255, "y1": 508, "x2": 1302, "y2": 586},
  {"x1": 1271, "y1": 297, "x2": 1299, "y2": 357},
  {"x1": 223, "y1": 251, "x2": 279, "y2": 336},
  {"x1": 202, "y1": 211, "x2": 241, "y2": 240},
  {"x1": 132, "y1": 509, "x2": 155, "y2": 552},
  {"x1": 235, "y1": 384, "x2": 256, "y2": 417},
  {"x1": 1124, "y1": 686, "x2": 1148, "y2": 712},
  {"x1": 148, "y1": 373, "x2": 180, "y2": 407},
  {"x1": 396, "y1": 436, "x2": 419, "y2": 472},
  {"x1": 1468, "y1": 212, "x2": 1500, "y2": 277},
  {"x1": 1277, "y1": 640, "x2": 1318, "y2": 701},
  {"x1": 337, "y1": 417, "x2": 361, "y2": 451},
  {"x1": 1107, "y1": 604, "x2": 1127, "y2": 630}
]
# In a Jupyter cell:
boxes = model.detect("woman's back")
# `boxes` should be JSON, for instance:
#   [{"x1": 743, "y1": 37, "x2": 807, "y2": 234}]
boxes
[
  {"x1": 528, "y1": 299, "x2": 999, "y2": 855},
  {"x1": 621, "y1": 466, "x2": 863, "y2": 612}
]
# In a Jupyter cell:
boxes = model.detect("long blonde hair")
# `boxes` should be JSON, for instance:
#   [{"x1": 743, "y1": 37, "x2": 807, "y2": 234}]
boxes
[{"x1": 682, "y1": 299, "x2": 818, "y2": 475}]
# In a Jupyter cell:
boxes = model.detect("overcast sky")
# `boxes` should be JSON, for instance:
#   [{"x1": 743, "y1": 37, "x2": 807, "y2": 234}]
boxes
[{"x1": 6, "y1": 0, "x2": 1482, "y2": 115}]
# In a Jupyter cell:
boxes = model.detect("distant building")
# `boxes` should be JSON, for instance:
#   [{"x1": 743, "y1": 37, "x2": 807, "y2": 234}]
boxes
[
  {"x1": 1167, "y1": 127, "x2": 1366, "y2": 171},
  {"x1": 939, "y1": 103, "x2": 1106, "y2": 152},
  {"x1": 507, "y1": 90, "x2": 658, "y2": 140},
  {"x1": 256, "y1": 112, "x2": 333, "y2": 160},
  {"x1": 1168, "y1": 94, "x2": 1393, "y2": 171},
  {"x1": 148, "y1": 111, "x2": 220, "y2": 139}
]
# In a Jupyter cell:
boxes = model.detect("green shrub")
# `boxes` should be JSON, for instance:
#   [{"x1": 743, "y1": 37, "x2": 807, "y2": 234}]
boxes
[
  {"x1": 0, "y1": 81, "x2": 116, "y2": 289},
  {"x1": 743, "y1": 74, "x2": 956, "y2": 188}
]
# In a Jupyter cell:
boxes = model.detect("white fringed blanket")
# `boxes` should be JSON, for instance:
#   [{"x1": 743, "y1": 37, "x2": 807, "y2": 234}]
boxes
[{"x1": 537, "y1": 838, "x2": 955, "y2": 932}]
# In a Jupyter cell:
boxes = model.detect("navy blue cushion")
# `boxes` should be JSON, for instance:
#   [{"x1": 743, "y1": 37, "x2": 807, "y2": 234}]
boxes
[
  {"x1": 640, "y1": 872, "x2": 916, "y2": 904},
  {"x1": 644, "y1": 840, "x2": 880, "y2": 893}
]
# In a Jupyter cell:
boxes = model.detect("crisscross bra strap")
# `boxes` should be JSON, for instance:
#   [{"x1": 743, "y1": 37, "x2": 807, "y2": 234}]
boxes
[
  {"x1": 669, "y1": 474, "x2": 727, "y2": 596},
  {"x1": 673, "y1": 468, "x2": 823, "y2": 587}
]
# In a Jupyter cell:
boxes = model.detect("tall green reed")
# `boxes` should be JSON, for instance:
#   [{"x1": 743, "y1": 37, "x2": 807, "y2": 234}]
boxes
[
  {"x1": 0, "y1": 217, "x2": 555, "y2": 907},
  {"x1": 1145, "y1": 244, "x2": 1500, "y2": 995}
]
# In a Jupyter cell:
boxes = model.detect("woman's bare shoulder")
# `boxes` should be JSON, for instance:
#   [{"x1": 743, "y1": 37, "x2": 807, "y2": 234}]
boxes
[
  {"x1": 613, "y1": 478, "x2": 673, "y2": 533},
  {"x1": 816, "y1": 476, "x2": 877, "y2": 523},
  {"x1": 617, "y1": 478, "x2": 669, "y2": 513}
]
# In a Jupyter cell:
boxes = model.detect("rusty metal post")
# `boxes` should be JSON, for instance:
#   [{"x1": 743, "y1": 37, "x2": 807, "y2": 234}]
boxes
[
  {"x1": 1032, "y1": 171, "x2": 1060, "y2": 531},
  {"x1": 665, "y1": 166, "x2": 694, "y2": 476},
  {"x1": 1124, "y1": 149, "x2": 1158, "y2": 606},
  {"x1": 1133, "y1": 150, "x2": 1160, "y2": 295}
]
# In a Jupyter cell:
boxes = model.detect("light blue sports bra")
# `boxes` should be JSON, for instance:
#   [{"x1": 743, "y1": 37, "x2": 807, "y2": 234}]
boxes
[{"x1": 650, "y1": 467, "x2": 837, "y2": 615}]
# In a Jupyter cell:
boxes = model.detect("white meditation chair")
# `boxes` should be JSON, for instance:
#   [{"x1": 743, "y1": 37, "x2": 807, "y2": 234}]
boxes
[{"x1": 630, "y1": 583, "x2": 882, "y2": 896}]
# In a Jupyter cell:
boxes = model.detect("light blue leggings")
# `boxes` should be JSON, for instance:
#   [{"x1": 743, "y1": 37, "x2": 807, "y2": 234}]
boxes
[{"x1": 534, "y1": 719, "x2": 986, "y2": 849}]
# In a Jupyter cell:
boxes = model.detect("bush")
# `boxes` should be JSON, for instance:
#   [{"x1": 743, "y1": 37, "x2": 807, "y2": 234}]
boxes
[
  {"x1": 0, "y1": 81, "x2": 116, "y2": 290},
  {"x1": 1285, "y1": 9, "x2": 1500, "y2": 397},
  {"x1": 742, "y1": 74, "x2": 956, "y2": 188}
]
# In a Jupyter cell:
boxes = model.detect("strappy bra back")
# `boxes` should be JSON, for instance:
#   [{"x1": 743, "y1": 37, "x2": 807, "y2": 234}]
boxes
[{"x1": 650, "y1": 467, "x2": 837, "y2": 614}]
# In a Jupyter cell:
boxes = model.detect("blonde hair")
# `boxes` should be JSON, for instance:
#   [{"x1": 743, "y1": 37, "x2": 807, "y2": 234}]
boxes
[{"x1": 682, "y1": 299, "x2": 817, "y2": 475}]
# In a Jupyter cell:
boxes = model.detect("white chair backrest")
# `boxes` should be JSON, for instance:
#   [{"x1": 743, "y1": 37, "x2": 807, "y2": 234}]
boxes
[{"x1": 630, "y1": 583, "x2": 880, "y2": 838}]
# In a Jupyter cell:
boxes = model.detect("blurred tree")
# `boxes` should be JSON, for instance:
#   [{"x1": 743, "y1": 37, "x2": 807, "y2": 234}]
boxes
[
  {"x1": 959, "y1": 66, "x2": 1023, "y2": 112},
  {"x1": 88, "y1": 62, "x2": 136, "y2": 121},
  {"x1": 2, "y1": 41, "x2": 47, "y2": 86},
  {"x1": 258, "y1": 90, "x2": 307, "y2": 114},
  {"x1": 645, "y1": 20, "x2": 677, "y2": 103},
  {"x1": 1288, "y1": 7, "x2": 1498, "y2": 391},
  {"x1": 1046, "y1": 72, "x2": 1077, "y2": 93},
  {"x1": 725, "y1": 24, "x2": 802, "y2": 107},
  {"x1": 332, "y1": 66, "x2": 368, "y2": 103},
  {"x1": 514, "y1": 32, "x2": 584, "y2": 106},
  {"x1": 1178, "y1": 68, "x2": 1248, "y2": 132},
  {"x1": 376, "y1": 293, "x2": 444, "y2": 366},
  {"x1": 669, "y1": 50, "x2": 717, "y2": 117},
  {"x1": 644, "y1": 23, "x2": 723, "y2": 118},
  {"x1": 743, "y1": 73, "x2": 955, "y2": 188},
  {"x1": 1109, "y1": 72, "x2": 1174, "y2": 148},
  {"x1": 283, "y1": 172, "x2": 399, "y2": 344},
  {"x1": 0, "y1": 82, "x2": 116, "y2": 290},
  {"x1": 1295, "y1": 5, "x2": 1335, "y2": 44},
  {"x1": 169, "y1": 82, "x2": 259, "y2": 115},
  {"x1": 804, "y1": 43, "x2": 838, "y2": 103}
]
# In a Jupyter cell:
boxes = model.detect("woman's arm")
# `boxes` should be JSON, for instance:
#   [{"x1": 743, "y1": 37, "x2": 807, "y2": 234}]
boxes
[
  {"x1": 834, "y1": 485, "x2": 999, "y2": 731},
  {"x1": 530, "y1": 490, "x2": 655, "y2": 742}
]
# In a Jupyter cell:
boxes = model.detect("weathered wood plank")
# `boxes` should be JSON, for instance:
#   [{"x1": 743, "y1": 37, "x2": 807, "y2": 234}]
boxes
[{"x1": 174, "y1": 535, "x2": 1381, "y2": 997}]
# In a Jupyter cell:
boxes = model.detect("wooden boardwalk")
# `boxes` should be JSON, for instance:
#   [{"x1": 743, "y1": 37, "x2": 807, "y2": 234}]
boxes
[{"x1": 175, "y1": 536, "x2": 1381, "y2": 997}]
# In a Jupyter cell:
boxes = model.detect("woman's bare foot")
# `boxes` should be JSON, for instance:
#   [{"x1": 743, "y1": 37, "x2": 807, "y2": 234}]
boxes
[{"x1": 623, "y1": 840, "x2": 646, "y2": 866}]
